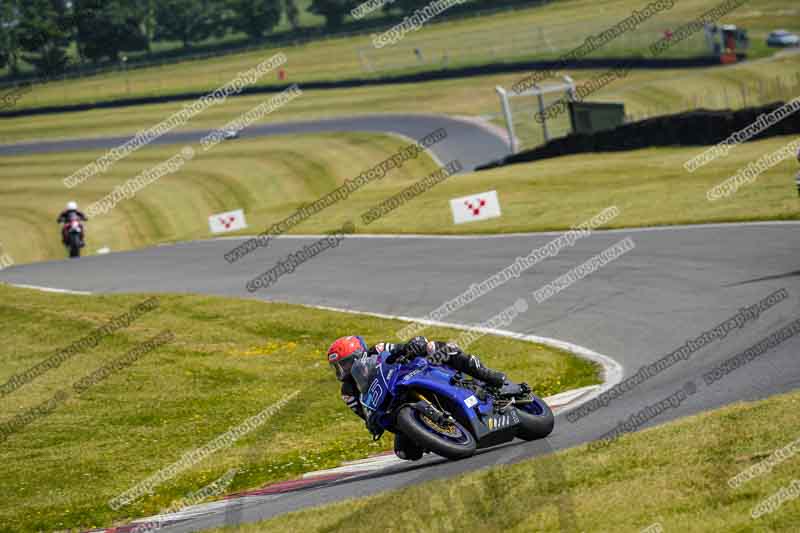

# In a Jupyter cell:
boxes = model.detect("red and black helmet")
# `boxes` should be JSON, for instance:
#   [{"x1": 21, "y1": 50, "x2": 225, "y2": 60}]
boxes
[{"x1": 327, "y1": 336, "x2": 367, "y2": 381}]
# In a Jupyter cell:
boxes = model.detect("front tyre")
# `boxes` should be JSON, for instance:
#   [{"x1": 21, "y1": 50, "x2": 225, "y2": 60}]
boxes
[
  {"x1": 515, "y1": 394, "x2": 555, "y2": 441},
  {"x1": 396, "y1": 406, "x2": 476, "y2": 460},
  {"x1": 394, "y1": 432, "x2": 424, "y2": 461},
  {"x1": 68, "y1": 233, "x2": 81, "y2": 258}
]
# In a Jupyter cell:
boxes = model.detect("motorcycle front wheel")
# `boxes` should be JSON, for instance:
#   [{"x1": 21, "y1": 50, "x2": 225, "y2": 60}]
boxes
[
  {"x1": 68, "y1": 233, "x2": 81, "y2": 258},
  {"x1": 395, "y1": 405, "x2": 476, "y2": 460},
  {"x1": 515, "y1": 394, "x2": 554, "y2": 441}
]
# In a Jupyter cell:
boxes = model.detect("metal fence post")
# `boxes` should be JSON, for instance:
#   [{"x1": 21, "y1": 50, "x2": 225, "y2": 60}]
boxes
[
  {"x1": 496, "y1": 86, "x2": 518, "y2": 154},
  {"x1": 535, "y1": 84, "x2": 550, "y2": 142}
]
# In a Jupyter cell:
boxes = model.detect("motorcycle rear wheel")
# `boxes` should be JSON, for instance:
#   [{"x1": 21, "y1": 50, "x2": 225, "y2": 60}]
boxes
[{"x1": 396, "y1": 405, "x2": 476, "y2": 460}]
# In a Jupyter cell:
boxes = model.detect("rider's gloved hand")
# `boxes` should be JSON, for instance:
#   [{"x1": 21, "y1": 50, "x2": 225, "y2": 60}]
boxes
[
  {"x1": 366, "y1": 411, "x2": 384, "y2": 439},
  {"x1": 427, "y1": 341, "x2": 461, "y2": 365},
  {"x1": 405, "y1": 336, "x2": 429, "y2": 358}
]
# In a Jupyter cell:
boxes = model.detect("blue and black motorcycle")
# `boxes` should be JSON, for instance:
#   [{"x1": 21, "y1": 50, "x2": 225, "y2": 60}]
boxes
[{"x1": 351, "y1": 351, "x2": 554, "y2": 460}]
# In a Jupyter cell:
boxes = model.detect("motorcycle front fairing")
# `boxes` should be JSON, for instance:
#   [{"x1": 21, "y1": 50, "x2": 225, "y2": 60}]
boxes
[
  {"x1": 353, "y1": 353, "x2": 519, "y2": 443},
  {"x1": 67, "y1": 213, "x2": 82, "y2": 232},
  {"x1": 352, "y1": 351, "x2": 399, "y2": 431},
  {"x1": 393, "y1": 357, "x2": 502, "y2": 440},
  {"x1": 352, "y1": 352, "x2": 459, "y2": 432}
]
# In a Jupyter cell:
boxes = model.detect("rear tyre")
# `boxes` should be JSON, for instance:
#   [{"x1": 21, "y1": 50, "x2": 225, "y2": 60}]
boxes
[
  {"x1": 69, "y1": 233, "x2": 81, "y2": 258},
  {"x1": 515, "y1": 395, "x2": 554, "y2": 441},
  {"x1": 395, "y1": 406, "x2": 476, "y2": 460}
]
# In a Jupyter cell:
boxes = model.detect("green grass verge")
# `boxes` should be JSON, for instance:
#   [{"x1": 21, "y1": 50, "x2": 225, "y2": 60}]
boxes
[
  {"x1": 2, "y1": 50, "x2": 799, "y2": 147},
  {"x1": 0, "y1": 284, "x2": 598, "y2": 532},
  {"x1": 0, "y1": 133, "x2": 440, "y2": 265},
  {"x1": 4, "y1": 0, "x2": 796, "y2": 111},
  {"x1": 1, "y1": 132, "x2": 798, "y2": 267},
  {"x1": 212, "y1": 388, "x2": 800, "y2": 532},
  {"x1": 466, "y1": 134, "x2": 800, "y2": 233}
]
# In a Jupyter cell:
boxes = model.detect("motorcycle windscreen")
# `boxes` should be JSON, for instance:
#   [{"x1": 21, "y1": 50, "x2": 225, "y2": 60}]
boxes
[{"x1": 351, "y1": 353, "x2": 380, "y2": 393}]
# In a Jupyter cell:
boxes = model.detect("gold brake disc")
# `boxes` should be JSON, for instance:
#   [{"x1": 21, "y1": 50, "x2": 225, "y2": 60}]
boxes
[{"x1": 420, "y1": 414, "x2": 460, "y2": 436}]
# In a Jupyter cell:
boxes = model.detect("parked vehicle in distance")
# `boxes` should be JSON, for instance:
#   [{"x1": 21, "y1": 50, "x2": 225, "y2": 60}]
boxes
[
  {"x1": 767, "y1": 30, "x2": 800, "y2": 47},
  {"x1": 222, "y1": 129, "x2": 240, "y2": 140}
]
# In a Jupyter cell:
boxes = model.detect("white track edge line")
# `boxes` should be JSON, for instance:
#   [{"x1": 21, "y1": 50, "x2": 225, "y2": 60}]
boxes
[
  {"x1": 4, "y1": 283, "x2": 92, "y2": 295},
  {"x1": 192, "y1": 220, "x2": 800, "y2": 244}
]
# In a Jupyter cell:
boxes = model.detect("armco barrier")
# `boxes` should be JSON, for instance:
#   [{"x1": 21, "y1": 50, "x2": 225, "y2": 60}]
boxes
[{"x1": 478, "y1": 101, "x2": 800, "y2": 170}]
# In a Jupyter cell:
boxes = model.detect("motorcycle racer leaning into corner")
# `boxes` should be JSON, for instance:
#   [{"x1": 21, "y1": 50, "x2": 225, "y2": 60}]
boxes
[{"x1": 327, "y1": 335, "x2": 530, "y2": 461}]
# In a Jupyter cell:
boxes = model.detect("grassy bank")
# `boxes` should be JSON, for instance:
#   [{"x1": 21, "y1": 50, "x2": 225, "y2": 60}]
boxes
[
  {"x1": 3, "y1": 0, "x2": 794, "y2": 111},
  {"x1": 0, "y1": 133, "x2": 439, "y2": 265},
  {"x1": 0, "y1": 284, "x2": 598, "y2": 532},
  {"x1": 1, "y1": 132, "x2": 798, "y2": 267},
  {"x1": 2, "y1": 51, "x2": 799, "y2": 146},
  {"x1": 215, "y1": 388, "x2": 800, "y2": 532}
]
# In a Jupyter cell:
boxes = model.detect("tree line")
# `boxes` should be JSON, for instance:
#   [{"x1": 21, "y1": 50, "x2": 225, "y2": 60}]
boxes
[
  {"x1": 0, "y1": 0, "x2": 296, "y2": 75},
  {"x1": 0, "y1": 0, "x2": 536, "y2": 76}
]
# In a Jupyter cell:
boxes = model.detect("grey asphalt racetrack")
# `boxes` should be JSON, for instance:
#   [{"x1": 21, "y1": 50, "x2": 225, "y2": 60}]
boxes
[
  {"x1": 2, "y1": 223, "x2": 799, "y2": 531},
  {"x1": 1, "y1": 114, "x2": 799, "y2": 531},
  {"x1": 0, "y1": 113, "x2": 510, "y2": 172}
]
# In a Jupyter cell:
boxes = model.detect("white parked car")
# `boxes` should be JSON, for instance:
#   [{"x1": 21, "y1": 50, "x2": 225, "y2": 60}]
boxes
[
  {"x1": 766, "y1": 30, "x2": 800, "y2": 48},
  {"x1": 222, "y1": 129, "x2": 241, "y2": 140}
]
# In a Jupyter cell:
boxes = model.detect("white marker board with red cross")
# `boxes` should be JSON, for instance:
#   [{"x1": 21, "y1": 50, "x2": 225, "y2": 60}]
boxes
[
  {"x1": 209, "y1": 209, "x2": 248, "y2": 234},
  {"x1": 449, "y1": 190, "x2": 502, "y2": 224}
]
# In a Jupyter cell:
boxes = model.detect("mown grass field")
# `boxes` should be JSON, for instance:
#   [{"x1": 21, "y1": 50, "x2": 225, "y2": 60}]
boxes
[
  {"x1": 2, "y1": 50, "x2": 798, "y2": 147},
  {"x1": 1, "y1": 131, "x2": 798, "y2": 266},
  {"x1": 217, "y1": 388, "x2": 800, "y2": 532},
  {"x1": 3, "y1": 0, "x2": 796, "y2": 110},
  {"x1": 0, "y1": 284, "x2": 598, "y2": 532},
  {"x1": 0, "y1": 133, "x2": 439, "y2": 265}
]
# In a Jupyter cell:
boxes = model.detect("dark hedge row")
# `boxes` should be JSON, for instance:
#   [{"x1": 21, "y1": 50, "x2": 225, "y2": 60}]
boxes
[{"x1": 478, "y1": 101, "x2": 800, "y2": 170}]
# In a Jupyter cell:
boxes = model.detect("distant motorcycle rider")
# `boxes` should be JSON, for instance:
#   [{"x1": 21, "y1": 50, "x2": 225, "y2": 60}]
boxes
[
  {"x1": 327, "y1": 335, "x2": 513, "y2": 460},
  {"x1": 57, "y1": 201, "x2": 88, "y2": 246}
]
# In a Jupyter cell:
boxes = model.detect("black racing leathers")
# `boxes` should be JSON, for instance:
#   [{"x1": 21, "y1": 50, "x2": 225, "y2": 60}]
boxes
[{"x1": 57, "y1": 209, "x2": 88, "y2": 224}]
